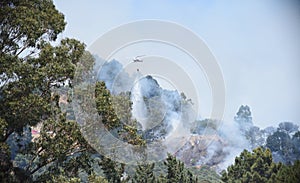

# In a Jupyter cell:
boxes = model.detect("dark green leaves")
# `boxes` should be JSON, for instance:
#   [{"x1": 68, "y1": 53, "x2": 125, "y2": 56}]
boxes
[{"x1": 0, "y1": 0, "x2": 65, "y2": 55}]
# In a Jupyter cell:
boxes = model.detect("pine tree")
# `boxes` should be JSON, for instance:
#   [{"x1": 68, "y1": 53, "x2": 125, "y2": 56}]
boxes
[
  {"x1": 132, "y1": 163, "x2": 155, "y2": 183},
  {"x1": 88, "y1": 173, "x2": 109, "y2": 183},
  {"x1": 164, "y1": 153, "x2": 198, "y2": 183},
  {"x1": 99, "y1": 157, "x2": 126, "y2": 183},
  {"x1": 95, "y1": 81, "x2": 121, "y2": 130},
  {"x1": 221, "y1": 147, "x2": 281, "y2": 182},
  {"x1": 95, "y1": 82, "x2": 145, "y2": 145},
  {"x1": 274, "y1": 160, "x2": 300, "y2": 183},
  {"x1": 164, "y1": 154, "x2": 180, "y2": 182}
]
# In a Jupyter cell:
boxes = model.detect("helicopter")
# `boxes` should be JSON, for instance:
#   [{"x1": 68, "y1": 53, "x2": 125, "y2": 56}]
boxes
[{"x1": 132, "y1": 55, "x2": 145, "y2": 63}]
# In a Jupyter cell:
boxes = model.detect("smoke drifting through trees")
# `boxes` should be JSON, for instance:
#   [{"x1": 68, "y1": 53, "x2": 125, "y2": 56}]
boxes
[{"x1": 96, "y1": 58, "x2": 300, "y2": 171}]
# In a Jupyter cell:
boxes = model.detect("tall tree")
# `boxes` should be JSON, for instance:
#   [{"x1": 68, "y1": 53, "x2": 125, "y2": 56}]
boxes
[
  {"x1": 95, "y1": 81, "x2": 121, "y2": 131},
  {"x1": 0, "y1": 0, "x2": 85, "y2": 138},
  {"x1": 95, "y1": 81, "x2": 145, "y2": 145},
  {"x1": 266, "y1": 130, "x2": 294, "y2": 164},
  {"x1": 274, "y1": 160, "x2": 300, "y2": 183},
  {"x1": 132, "y1": 163, "x2": 156, "y2": 183},
  {"x1": 221, "y1": 147, "x2": 281, "y2": 182},
  {"x1": 234, "y1": 105, "x2": 253, "y2": 131},
  {"x1": 25, "y1": 103, "x2": 96, "y2": 181},
  {"x1": 164, "y1": 153, "x2": 198, "y2": 183},
  {"x1": 245, "y1": 126, "x2": 265, "y2": 149},
  {"x1": 99, "y1": 156, "x2": 127, "y2": 183},
  {"x1": 0, "y1": 0, "x2": 98, "y2": 181}
]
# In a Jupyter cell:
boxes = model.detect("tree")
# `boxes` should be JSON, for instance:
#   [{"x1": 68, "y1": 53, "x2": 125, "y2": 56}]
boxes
[
  {"x1": 266, "y1": 130, "x2": 294, "y2": 164},
  {"x1": 88, "y1": 173, "x2": 109, "y2": 183},
  {"x1": 278, "y1": 122, "x2": 299, "y2": 133},
  {"x1": 292, "y1": 131, "x2": 300, "y2": 159},
  {"x1": 25, "y1": 106, "x2": 96, "y2": 181},
  {"x1": 245, "y1": 126, "x2": 265, "y2": 149},
  {"x1": 268, "y1": 160, "x2": 300, "y2": 183},
  {"x1": 164, "y1": 154, "x2": 198, "y2": 183},
  {"x1": 99, "y1": 156, "x2": 127, "y2": 183},
  {"x1": 221, "y1": 147, "x2": 281, "y2": 183},
  {"x1": 95, "y1": 81, "x2": 121, "y2": 131},
  {"x1": 234, "y1": 105, "x2": 253, "y2": 131},
  {"x1": 132, "y1": 163, "x2": 156, "y2": 183},
  {"x1": 95, "y1": 82, "x2": 146, "y2": 182},
  {"x1": 95, "y1": 81, "x2": 145, "y2": 145},
  {"x1": 0, "y1": 0, "x2": 98, "y2": 181},
  {"x1": 0, "y1": 0, "x2": 84, "y2": 137}
]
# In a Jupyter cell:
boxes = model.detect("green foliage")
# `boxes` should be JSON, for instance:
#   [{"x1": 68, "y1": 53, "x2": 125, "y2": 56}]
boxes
[
  {"x1": 95, "y1": 81, "x2": 145, "y2": 146},
  {"x1": 23, "y1": 101, "x2": 96, "y2": 181},
  {"x1": 0, "y1": 141, "x2": 16, "y2": 182},
  {"x1": 189, "y1": 165, "x2": 222, "y2": 183},
  {"x1": 164, "y1": 154, "x2": 198, "y2": 183},
  {"x1": 221, "y1": 147, "x2": 281, "y2": 183},
  {"x1": 164, "y1": 153, "x2": 182, "y2": 182},
  {"x1": 1, "y1": 34, "x2": 84, "y2": 137},
  {"x1": 274, "y1": 160, "x2": 300, "y2": 183},
  {"x1": 75, "y1": 51, "x2": 95, "y2": 83},
  {"x1": 95, "y1": 81, "x2": 121, "y2": 130},
  {"x1": 112, "y1": 92, "x2": 133, "y2": 126},
  {"x1": 46, "y1": 175, "x2": 81, "y2": 183},
  {"x1": 0, "y1": 0, "x2": 65, "y2": 54},
  {"x1": 0, "y1": 0, "x2": 92, "y2": 181},
  {"x1": 3, "y1": 1, "x2": 298, "y2": 183},
  {"x1": 133, "y1": 163, "x2": 156, "y2": 183},
  {"x1": 0, "y1": 0, "x2": 85, "y2": 136},
  {"x1": 88, "y1": 173, "x2": 109, "y2": 183},
  {"x1": 99, "y1": 156, "x2": 127, "y2": 183}
]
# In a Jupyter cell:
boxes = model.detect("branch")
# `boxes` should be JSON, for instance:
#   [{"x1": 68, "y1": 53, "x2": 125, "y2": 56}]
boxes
[
  {"x1": 2, "y1": 129, "x2": 13, "y2": 142},
  {"x1": 30, "y1": 157, "x2": 57, "y2": 175},
  {"x1": 26, "y1": 147, "x2": 44, "y2": 172},
  {"x1": 29, "y1": 146, "x2": 88, "y2": 175},
  {"x1": 65, "y1": 147, "x2": 88, "y2": 157},
  {"x1": 16, "y1": 43, "x2": 30, "y2": 57}
]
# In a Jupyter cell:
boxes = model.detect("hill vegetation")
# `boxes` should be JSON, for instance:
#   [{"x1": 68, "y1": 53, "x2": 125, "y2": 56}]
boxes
[{"x1": 1, "y1": 0, "x2": 299, "y2": 182}]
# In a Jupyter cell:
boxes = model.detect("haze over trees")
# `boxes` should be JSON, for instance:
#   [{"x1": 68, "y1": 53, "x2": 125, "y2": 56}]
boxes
[
  {"x1": 1, "y1": 0, "x2": 299, "y2": 182},
  {"x1": 0, "y1": 1, "x2": 210, "y2": 180}
]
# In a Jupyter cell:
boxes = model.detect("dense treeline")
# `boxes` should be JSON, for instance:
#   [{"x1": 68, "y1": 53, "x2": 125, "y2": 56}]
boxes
[{"x1": 221, "y1": 147, "x2": 300, "y2": 183}]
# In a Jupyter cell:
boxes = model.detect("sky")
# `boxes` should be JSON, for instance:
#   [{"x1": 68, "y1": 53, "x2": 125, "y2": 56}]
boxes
[{"x1": 53, "y1": 0, "x2": 300, "y2": 128}]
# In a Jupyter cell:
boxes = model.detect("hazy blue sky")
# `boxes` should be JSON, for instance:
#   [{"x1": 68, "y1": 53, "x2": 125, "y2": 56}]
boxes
[{"x1": 54, "y1": 0, "x2": 300, "y2": 128}]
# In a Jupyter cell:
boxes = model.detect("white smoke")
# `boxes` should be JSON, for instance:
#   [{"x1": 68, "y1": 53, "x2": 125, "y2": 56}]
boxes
[
  {"x1": 217, "y1": 120, "x2": 251, "y2": 170},
  {"x1": 131, "y1": 73, "x2": 148, "y2": 130},
  {"x1": 96, "y1": 58, "x2": 258, "y2": 171},
  {"x1": 97, "y1": 58, "x2": 193, "y2": 145},
  {"x1": 98, "y1": 59, "x2": 135, "y2": 94}
]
